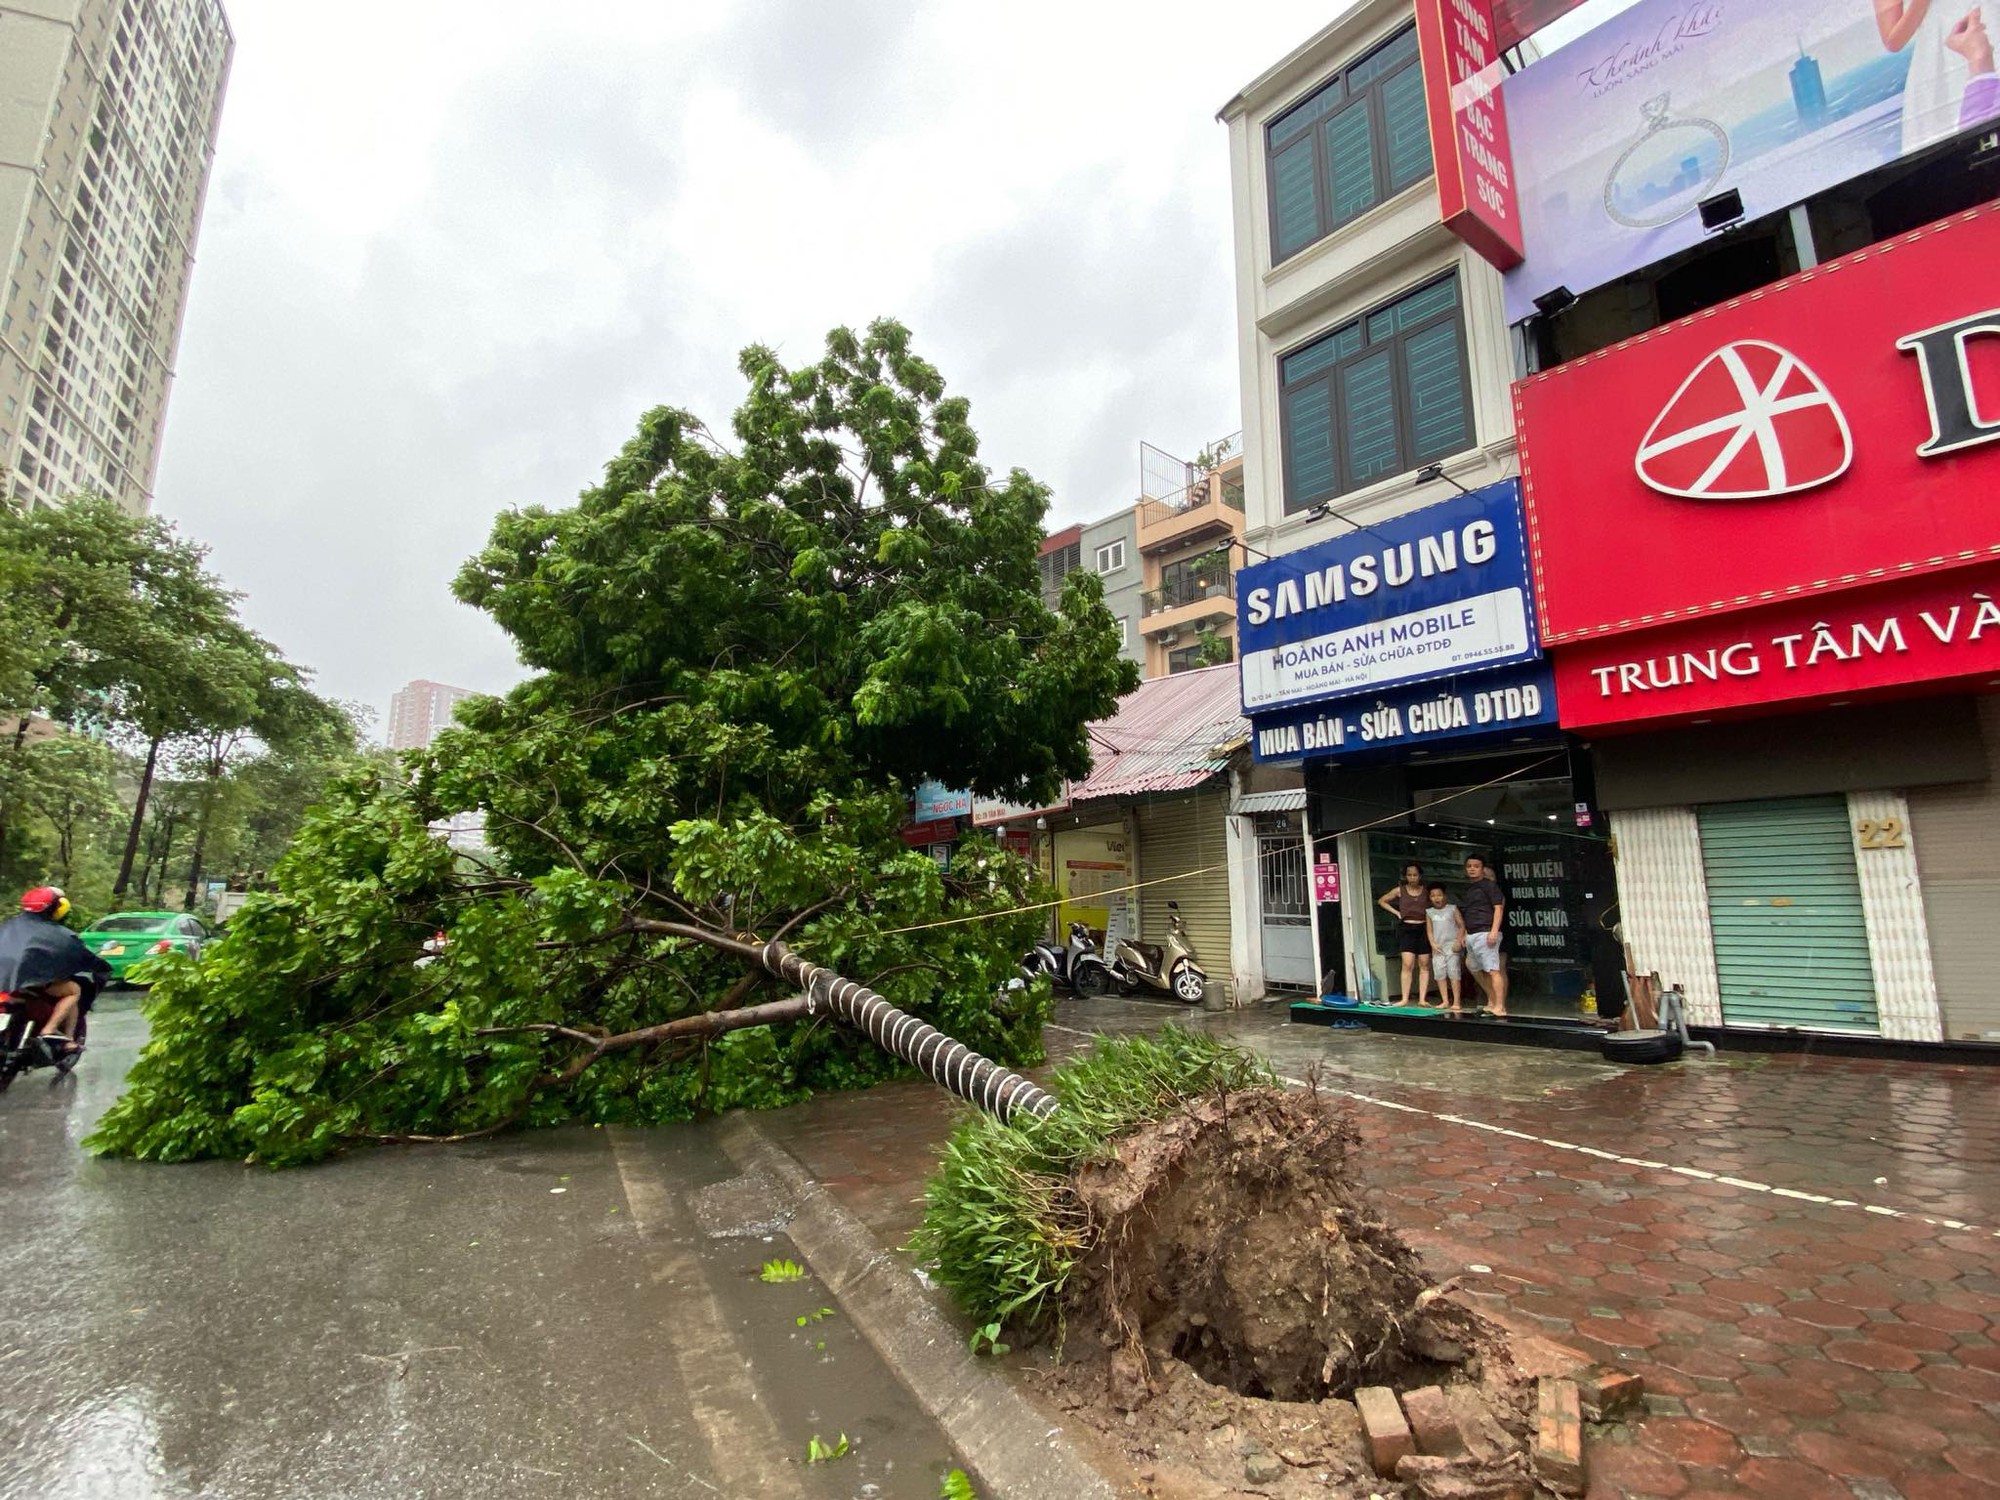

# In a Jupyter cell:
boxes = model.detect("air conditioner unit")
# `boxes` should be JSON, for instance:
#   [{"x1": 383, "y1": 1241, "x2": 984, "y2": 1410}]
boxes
[{"x1": 1158, "y1": 630, "x2": 1181, "y2": 647}]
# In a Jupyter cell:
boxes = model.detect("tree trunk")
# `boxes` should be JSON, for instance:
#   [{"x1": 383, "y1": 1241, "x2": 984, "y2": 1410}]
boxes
[
  {"x1": 151, "y1": 809, "x2": 179, "y2": 906},
  {"x1": 113, "y1": 736, "x2": 160, "y2": 896},
  {"x1": 183, "y1": 763, "x2": 220, "y2": 912},
  {"x1": 0, "y1": 714, "x2": 33, "y2": 866},
  {"x1": 633, "y1": 920, "x2": 1057, "y2": 1123}
]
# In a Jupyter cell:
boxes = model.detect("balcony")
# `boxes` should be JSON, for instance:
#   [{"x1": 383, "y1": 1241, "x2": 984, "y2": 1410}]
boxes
[
  {"x1": 1136, "y1": 461, "x2": 1246, "y2": 554},
  {"x1": 1140, "y1": 573, "x2": 1236, "y2": 638}
]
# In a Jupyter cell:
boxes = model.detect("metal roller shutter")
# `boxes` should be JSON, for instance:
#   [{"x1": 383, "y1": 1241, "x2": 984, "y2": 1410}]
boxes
[
  {"x1": 1905, "y1": 698, "x2": 2000, "y2": 1040},
  {"x1": 1697, "y1": 797, "x2": 1879, "y2": 1034},
  {"x1": 1135, "y1": 789, "x2": 1235, "y2": 1000}
]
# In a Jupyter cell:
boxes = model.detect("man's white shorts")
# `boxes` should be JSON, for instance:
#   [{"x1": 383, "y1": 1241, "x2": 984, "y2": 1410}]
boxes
[{"x1": 1465, "y1": 932, "x2": 1503, "y2": 974}]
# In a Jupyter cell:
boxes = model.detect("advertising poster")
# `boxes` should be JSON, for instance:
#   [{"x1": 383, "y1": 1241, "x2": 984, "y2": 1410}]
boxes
[
  {"x1": 1053, "y1": 827, "x2": 1131, "y2": 940},
  {"x1": 1501, "y1": 0, "x2": 2000, "y2": 321},
  {"x1": 1236, "y1": 481, "x2": 1539, "y2": 715},
  {"x1": 1500, "y1": 839, "x2": 1585, "y2": 972}
]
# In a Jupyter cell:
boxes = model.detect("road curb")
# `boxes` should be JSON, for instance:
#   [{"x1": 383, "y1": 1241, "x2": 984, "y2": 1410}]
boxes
[{"x1": 714, "y1": 1114, "x2": 1121, "y2": 1500}]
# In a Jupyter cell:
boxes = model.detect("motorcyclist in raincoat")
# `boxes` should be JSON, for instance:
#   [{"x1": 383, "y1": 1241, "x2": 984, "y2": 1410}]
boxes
[{"x1": 0, "y1": 887, "x2": 111, "y2": 1053}]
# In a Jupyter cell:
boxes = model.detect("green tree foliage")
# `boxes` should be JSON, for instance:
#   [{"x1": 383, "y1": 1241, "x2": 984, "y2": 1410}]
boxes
[
  {"x1": 92, "y1": 320, "x2": 1138, "y2": 1165},
  {"x1": 0, "y1": 495, "x2": 292, "y2": 903}
]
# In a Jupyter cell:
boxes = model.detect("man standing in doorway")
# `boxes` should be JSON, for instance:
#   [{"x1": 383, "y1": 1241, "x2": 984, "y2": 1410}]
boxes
[{"x1": 1460, "y1": 855, "x2": 1508, "y2": 1017}]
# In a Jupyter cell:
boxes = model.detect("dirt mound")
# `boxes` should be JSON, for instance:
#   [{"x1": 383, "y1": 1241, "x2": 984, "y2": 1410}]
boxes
[
  {"x1": 1030, "y1": 1085, "x2": 1575, "y2": 1497},
  {"x1": 1070, "y1": 1087, "x2": 1443, "y2": 1402}
]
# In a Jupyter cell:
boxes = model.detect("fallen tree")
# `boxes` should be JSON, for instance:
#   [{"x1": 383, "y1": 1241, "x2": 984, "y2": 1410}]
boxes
[{"x1": 89, "y1": 319, "x2": 1134, "y2": 1166}]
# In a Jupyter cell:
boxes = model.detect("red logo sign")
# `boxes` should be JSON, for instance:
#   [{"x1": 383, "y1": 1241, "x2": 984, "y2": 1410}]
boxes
[
  {"x1": 1635, "y1": 341, "x2": 1853, "y2": 501},
  {"x1": 1515, "y1": 207, "x2": 2000, "y2": 646}
]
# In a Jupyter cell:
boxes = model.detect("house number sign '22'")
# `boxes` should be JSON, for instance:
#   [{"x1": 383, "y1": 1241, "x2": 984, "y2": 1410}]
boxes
[{"x1": 1856, "y1": 817, "x2": 1908, "y2": 851}]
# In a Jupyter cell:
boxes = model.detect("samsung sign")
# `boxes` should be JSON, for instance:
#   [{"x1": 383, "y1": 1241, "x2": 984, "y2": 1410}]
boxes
[{"x1": 1237, "y1": 482, "x2": 1539, "y2": 714}]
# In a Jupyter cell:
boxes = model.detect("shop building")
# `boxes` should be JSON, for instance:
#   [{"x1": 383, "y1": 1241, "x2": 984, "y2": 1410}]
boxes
[
  {"x1": 1220, "y1": 1, "x2": 1616, "y2": 1022},
  {"x1": 1516, "y1": 207, "x2": 2000, "y2": 1045},
  {"x1": 1233, "y1": 478, "x2": 1615, "y2": 1014},
  {"x1": 1494, "y1": 0, "x2": 2000, "y2": 1046}
]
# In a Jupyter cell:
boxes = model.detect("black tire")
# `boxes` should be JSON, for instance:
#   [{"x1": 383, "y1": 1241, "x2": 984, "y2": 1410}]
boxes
[
  {"x1": 1074, "y1": 963, "x2": 1111, "y2": 998},
  {"x1": 1601, "y1": 1028, "x2": 1683, "y2": 1065},
  {"x1": 1172, "y1": 965, "x2": 1207, "y2": 1005}
]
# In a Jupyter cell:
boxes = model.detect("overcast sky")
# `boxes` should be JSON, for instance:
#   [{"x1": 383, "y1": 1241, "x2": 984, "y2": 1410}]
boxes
[{"x1": 151, "y1": 0, "x2": 1636, "y2": 731}]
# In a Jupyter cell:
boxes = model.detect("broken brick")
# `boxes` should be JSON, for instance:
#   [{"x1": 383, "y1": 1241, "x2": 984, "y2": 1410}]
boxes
[
  {"x1": 1402, "y1": 1385, "x2": 1468, "y2": 1456},
  {"x1": 1576, "y1": 1365, "x2": 1644, "y2": 1422},
  {"x1": 1355, "y1": 1385, "x2": 1415, "y2": 1477},
  {"x1": 1533, "y1": 1377, "x2": 1587, "y2": 1495}
]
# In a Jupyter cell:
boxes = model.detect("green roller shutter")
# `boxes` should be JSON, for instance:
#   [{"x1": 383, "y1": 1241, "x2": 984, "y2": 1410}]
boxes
[{"x1": 1697, "y1": 797, "x2": 1879, "y2": 1033}]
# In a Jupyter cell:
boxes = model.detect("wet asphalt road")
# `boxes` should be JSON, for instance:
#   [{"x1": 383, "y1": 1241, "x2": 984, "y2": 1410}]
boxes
[{"x1": 0, "y1": 997, "x2": 959, "y2": 1500}]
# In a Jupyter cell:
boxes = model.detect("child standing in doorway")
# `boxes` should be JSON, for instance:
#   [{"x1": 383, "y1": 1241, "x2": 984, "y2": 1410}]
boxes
[{"x1": 1426, "y1": 884, "x2": 1467, "y2": 1014}]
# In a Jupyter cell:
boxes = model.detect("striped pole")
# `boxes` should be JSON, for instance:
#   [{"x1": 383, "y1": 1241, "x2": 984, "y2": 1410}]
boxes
[{"x1": 759, "y1": 939, "x2": 1058, "y2": 1123}]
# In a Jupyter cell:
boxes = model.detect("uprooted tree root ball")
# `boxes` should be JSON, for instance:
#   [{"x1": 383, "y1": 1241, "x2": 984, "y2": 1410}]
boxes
[
  {"x1": 1074, "y1": 1087, "x2": 1438, "y2": 1403},
  {"x1": 914, "y1": 1030, "x2": 1574, "y2": 1498}
]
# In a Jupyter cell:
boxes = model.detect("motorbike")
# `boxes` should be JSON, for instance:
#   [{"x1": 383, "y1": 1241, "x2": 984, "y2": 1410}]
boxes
[
  {"x1": 0, "y1": 991, "x2": 87, "y2": 1093},
  {"x1": 1107, "y1": 901, "x2": 1209, "y2": 1005},
  {"x1": 1022, "y1": 921, "x2": 1112, "y2": 995}
]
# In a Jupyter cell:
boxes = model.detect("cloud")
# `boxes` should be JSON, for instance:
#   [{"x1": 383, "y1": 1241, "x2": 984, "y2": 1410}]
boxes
[{"x1": 152, "y1": 0, "x2": 1342, "y2": 724}]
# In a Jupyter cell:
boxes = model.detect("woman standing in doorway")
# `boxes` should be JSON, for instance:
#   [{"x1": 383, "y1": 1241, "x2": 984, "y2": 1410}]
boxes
[
  {"x1": 1877, "y1": 0, "x2": 1980, "y2": 153},
  {"x1": 1377, "y1": 862, "x2": 1432, "y2": 1007}
]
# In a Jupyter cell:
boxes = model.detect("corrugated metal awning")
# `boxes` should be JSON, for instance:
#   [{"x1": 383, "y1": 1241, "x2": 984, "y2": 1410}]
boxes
[
  {"x1": 1234, "y1": 789, "x2": 1307, "y2": 815},
  {"x1": 1067, "y1": 664, "x2": 1247, "y2": 803}
]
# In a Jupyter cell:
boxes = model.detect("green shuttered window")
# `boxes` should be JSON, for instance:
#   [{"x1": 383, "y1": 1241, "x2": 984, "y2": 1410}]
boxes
[
  {"x1": 1277, "y1": 273, "x2": 1474, "y2": 513},
  {"x1": 1264, "y1": 26, "x2": 1433, "y2": 266},
  {"x1": 1697, "y1": 797, "x2": 1881, "y2": 1035}
]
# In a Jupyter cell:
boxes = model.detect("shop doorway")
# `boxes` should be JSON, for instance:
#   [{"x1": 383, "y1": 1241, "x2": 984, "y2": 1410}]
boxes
[
  {"x1": 1257, "y1": 829, "x2": 1316, "y2": 988},
  {"x1": 1697, "y1": 797, "x2": 1880, "y2": 1034},
  {"x1": 1361, "y1": 774, "x2": 1616, "y2": 1014}
]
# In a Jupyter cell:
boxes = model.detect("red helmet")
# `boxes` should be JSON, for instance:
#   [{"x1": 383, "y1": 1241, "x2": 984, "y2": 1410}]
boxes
[{"x1": 21, "y1": 886, "x2": 70, "y2": 922}]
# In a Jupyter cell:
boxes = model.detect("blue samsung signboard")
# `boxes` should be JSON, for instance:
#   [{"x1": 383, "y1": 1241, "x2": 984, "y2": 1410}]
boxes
[
  {"x1": 1237, "y1": 480, "x2": 1553, "y2": 763},
  {"x1": 1237, "y1": 481, "x2": 1539, "y2": 715},
  {"x1": 1250, "y1": 661, "x2": 1559, "y2": 764}
]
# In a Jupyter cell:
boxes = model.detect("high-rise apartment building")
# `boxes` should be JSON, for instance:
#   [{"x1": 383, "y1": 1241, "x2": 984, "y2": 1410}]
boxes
[
  {"x1": 0, "y1": 0, "x2": 233, "y2": 514},
  {"x1": 386, "y1": 680, "x2": 478, "y2": 752}
]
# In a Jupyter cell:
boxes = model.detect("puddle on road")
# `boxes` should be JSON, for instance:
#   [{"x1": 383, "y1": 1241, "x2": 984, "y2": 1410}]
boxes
[{"x1": 696, "y1": 1230, "x2": 964, "y2": 1499}]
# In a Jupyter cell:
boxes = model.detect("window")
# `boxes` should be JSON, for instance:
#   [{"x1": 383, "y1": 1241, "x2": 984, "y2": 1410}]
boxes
[
  {"x1": 1278, "y1": 273, "x2": 1472, "y2": 513},
  {"x1": 1095, "y1": 539, "x2": 1126, "y2": 575},
  {"x1": 1038, "y1": 539, "x2": 1081, "y2": 605},
  {"x1": 1116, "y1": 616, "x2": 1130, "y2": 648},
  {"x1": 1266, "y1": 26, "x2": 1432, "y2": 264},
  {"x1": 1168, "y1": 638, "x2": 1233, "y2": 674}
]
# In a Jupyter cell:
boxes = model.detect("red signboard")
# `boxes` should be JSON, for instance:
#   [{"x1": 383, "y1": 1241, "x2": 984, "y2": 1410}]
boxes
[
  {"x1": 1516, "y1": 208, "x2": 2000, "y2": 647},
  {"x1": 1491, "y1": 0, "x2": 1588, "y2": 51},
  {"x1": 1415, "y1": 0, "x2": 1525, "y2": 271},
  {"x1": 1554, "y1": 563, "x2": 2000, "y2": 731}
]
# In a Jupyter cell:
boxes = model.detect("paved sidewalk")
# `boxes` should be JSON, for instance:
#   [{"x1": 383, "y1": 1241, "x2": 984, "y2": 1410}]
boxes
[{"x1": 755, "y1": 997, "x2": 2000, "y2": 1500}]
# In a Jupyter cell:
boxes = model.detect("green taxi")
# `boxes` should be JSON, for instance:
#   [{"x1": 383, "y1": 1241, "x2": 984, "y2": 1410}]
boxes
[{"x1": 77, "y1": 911, "x2": 211, "y2": 985}]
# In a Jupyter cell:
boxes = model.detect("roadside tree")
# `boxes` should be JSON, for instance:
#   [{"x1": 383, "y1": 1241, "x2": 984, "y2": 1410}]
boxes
[{"x1": 93, "y1": 320, "x2": 1137, "y2": 1165}]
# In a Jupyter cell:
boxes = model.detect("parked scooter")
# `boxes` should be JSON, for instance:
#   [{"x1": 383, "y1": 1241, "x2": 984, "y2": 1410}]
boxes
[
  {"x1": 1107, "y1": 901, "x2": 1208, "y2": 1005},
  {"x1": 1021, "y1": 921, "x2": 1109, "y2": 994}
]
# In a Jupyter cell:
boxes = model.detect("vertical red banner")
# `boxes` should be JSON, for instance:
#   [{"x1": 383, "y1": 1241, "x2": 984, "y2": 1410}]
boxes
[{"x1": 1414, "y1": 0, "x2": 1526, "y2": 271}]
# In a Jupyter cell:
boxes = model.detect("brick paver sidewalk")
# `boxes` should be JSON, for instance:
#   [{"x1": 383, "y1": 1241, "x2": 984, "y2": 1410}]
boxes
[{"x1": 753, "y1": 1000, "x2": 2000, "y2": 1499}]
